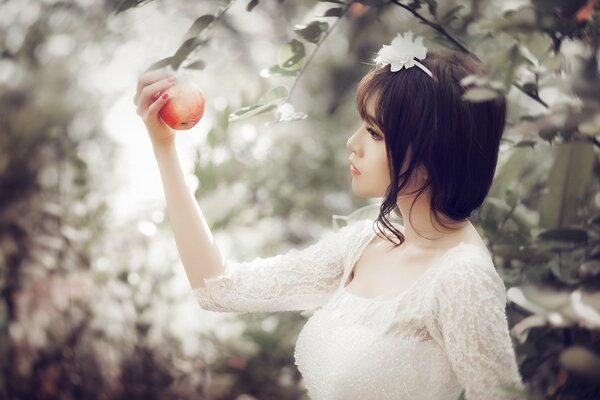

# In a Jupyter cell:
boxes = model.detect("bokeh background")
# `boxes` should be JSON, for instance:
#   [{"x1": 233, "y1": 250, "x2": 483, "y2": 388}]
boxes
[{"x1": 1, "y1": 0, "x2": 600, "y2": 399}]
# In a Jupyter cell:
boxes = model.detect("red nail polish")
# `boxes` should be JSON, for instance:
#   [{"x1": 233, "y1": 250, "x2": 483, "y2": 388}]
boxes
[{"x1": 162, "y1": 93, "x2": 169, "y2": 99}]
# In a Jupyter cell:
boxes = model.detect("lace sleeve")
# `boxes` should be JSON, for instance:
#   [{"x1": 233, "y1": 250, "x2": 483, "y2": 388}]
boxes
[
  {"x1": 191, "y1": 219, "x2": 372, "y2": 313},
  {"x1": 430, "y1": 251, "x2": 525, "y2": 400}
]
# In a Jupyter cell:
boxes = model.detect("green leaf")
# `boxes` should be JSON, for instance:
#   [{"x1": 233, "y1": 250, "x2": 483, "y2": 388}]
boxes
[
  {"x1": 542, "y1": 54, "x2": 563, "y2": 70},
  {"x1": 258, "y1": 85, "x2": 289, "y2": 104},
  {"x1": 184, "y1": 15, "x2": 215, "y2": 40},
  {"x1": 324, "y1": 7, "x2": 344, "y2": 17},
  {"x1": 512, "y1": 139, "x2": 538, "y2": 149},
  {"x1": 277, "y1": 39, "x2": 306, "y2": 71},
  {"x1": 538, "y1": 126, "x2": 560, "y2": 142},
  {"x1": 266, "y1": 65, "x2": 300, "y2": 77},
  {"x1": 511, "y1": 285, "x2": 572, "y2": 314},
  {"x1": 218, "y1": 104, "x2": 230, "y2": 133},
  {"x1": 523, "y1": 32, "x2": 553, "y2": 62},
  {"x1": 229, "y1": 86, "x2": 289, "y2": 123},
  {"x1": 491, "y1": 6, "x2": 537, "y2": 32},
  {"x1": 205, "y1": 126, "x2": 220, "y2": 147},
  {"x1": 404, "y1": 0, "x2": 421, "y2": 10},
  {"x1": 491, "y1": 244, "x2": 550, "y2": 263},
  {"x1": 186, "y1": 60, "x2": 206, "y2": 70},
  {"x1": 114, "y1": 0, "x2": 155, "y2": 15},
  {"x1": 560, "y1": 347, "x2": 600, "y2": 380},
  {"x1": 548, "y1": 255, "x2": 582, "y2": 285},
  {"x1": 424, "y1": 0, "x2": 438, "y2": 17},
  {"x1": 439, "y1": 5, "x2": 465, "y2": 26},
  {"x1": 460, "y1": 74, "x2": 487, "y2": 87},
  {"x1": 171, "y1": 37, "x2": 206, "y2": 70},
  {"x1": 228, "y1": 103, "x2": 278, "y2": 122},
  {"x1": 144, "y1": 57, "x2": 174, "y2": 73},
  {"x1": 502, "y1": 45, "x2": 535, "y2": 89},
  {"x1": 462, "y1": 87, "x2": 500, "y2": 102},
  {"x1": 580, "y1": 259, "x2": 600, "y2": 278},
  {"x1": 522, "y1": 81, "x2": 538, "y2": 97},
  {"x1": 294, "y1": 21, "x2": 329, "y2": 44},
  {"x1": 115, "y1": 0, "x2": 138, "y2": 14},
  {"x1": 247, "y1": 0, "x2": 259, "y2": 12},
  {"x1": 536, "y1": 228, "x2": 588, "y2": 247},
  {"x1": 356, "y1": 0, "x2": 386, "y2": 7},
  {"x1": 540, "y1": 141, "x2": 596, "y2": 228}
]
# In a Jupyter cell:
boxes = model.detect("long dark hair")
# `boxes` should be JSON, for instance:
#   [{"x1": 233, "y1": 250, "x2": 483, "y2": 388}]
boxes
[{"x1": 355, "y1": 50, "x2": 507, "y2": 247}]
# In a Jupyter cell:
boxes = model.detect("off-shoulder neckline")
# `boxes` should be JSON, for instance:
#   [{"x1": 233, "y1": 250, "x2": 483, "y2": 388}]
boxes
[{"x1": 340, "y1": 221, "x2": 493, "y2": 303}]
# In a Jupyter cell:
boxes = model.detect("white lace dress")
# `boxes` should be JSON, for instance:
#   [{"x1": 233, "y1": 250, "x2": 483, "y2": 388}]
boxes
[{"x1": 192, "y1": 219, "x2": 524, "y2": 400}]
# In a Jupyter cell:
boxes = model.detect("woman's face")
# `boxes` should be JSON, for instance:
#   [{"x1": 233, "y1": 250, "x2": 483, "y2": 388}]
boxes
[
  {"x1": 346, "y1": 96, "x2": 391, "y2": 198},
  {"x1": 346, "y1": 95, "x2": 425, "y2": 199}
]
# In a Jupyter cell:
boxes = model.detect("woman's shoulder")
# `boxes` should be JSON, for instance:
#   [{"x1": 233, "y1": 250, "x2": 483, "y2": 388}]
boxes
[
  {"x1": 329, "y1": 218, "x2": 376, "y2": 259},
  {"x1": 433, "y1": 243, "x2": 507, "y2": 301},
  {"x1": 309, "y1": 218, "x2": 375, "y2": 255}
]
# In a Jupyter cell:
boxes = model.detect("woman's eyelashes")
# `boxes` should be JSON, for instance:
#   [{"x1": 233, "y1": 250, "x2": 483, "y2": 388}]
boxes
[{"x1": 366, "y1": 127, "x2": 382, "y2": 140}]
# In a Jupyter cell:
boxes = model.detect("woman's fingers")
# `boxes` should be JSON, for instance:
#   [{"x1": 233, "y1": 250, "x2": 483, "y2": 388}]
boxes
[
  {"x1": 133, "y1": 68, "x2": 174, "y2": 106},
  {"x1": 136, "y1": 77, "x2": 176, "y2": 115},
  {"x1": 145, "y1": 91, "x2": 170, "y2": 122}
]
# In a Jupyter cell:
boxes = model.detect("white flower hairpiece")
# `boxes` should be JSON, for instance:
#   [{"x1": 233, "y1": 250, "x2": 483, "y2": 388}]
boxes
[{"x1": 373, "y1": 32, "x2": 433, "y2": 78}]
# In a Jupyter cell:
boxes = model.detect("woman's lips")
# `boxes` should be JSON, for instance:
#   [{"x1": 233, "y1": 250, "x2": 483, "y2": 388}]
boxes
[{"x1": 350, "y1": 164, "x2": 361, "y2": 175}]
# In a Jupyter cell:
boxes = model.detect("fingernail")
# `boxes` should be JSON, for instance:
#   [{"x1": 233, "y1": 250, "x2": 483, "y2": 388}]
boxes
[{"x1": 162, "y1": 93, "x2": 169, "y2": 99}]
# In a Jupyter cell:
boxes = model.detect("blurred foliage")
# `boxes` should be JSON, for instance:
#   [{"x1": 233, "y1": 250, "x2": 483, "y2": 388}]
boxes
[
  {"x1": 0, "y1": 0, "x2": 218, "y2": 399},
  {"x1": 2, "y1": 0, "x2": 600, "y2": 399}
]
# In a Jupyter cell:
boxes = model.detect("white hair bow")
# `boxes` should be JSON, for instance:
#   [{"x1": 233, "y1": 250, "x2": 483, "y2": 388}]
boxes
[{"x1": 373, "y1": 32, "x2": 434, "y2": 78}]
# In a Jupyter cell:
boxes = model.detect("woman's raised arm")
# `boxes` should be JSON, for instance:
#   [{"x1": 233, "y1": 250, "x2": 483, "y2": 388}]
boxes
[
  {"x1": 133, "y1": 68, "x2": 225, "y2": 289},
  {"x1": 152, "y1": 143, "x2": 226, "y2": 289},
  {"x1": 133, "y1": 68, "x2": 374, "y2": 313}
]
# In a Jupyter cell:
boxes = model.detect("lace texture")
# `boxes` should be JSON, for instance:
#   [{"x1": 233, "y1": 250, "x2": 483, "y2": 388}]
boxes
[
  {"x1": 192, "y1": 219, "x2": 373, "y2": 313},
  {"x1": 191, "y1": 218, "x2": 524, "y2": 399},
  {"x1": 429, "y1": 252, "x2": 526, "y2": 400}
]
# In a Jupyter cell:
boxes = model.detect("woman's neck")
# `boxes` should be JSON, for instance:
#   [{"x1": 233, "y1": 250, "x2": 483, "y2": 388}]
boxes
[{"x1": 395, "y1": 191, "x2": 471, "y2": 250}]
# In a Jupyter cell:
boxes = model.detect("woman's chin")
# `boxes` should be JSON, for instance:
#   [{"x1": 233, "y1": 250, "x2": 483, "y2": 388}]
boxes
[{"x1": 350, "y1": 182, "x2": 376, "y2": 198}]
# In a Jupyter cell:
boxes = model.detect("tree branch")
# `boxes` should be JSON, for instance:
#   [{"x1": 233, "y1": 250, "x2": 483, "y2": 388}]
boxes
[
  {"x1": 390, "y1": 0, "x2": 550, "y2": 110},
  {"x1": 390, "y1": 0, "x2": 470, "y2": 53},
  {"x1": 286, "y1": 4, "x2": 353, "y2": 104},
  {"x1": 513, "y1": 82, "x2": 549, "y2": 108}
]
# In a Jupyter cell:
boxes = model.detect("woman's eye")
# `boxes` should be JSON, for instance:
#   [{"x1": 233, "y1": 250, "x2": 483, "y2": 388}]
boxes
[{"x1": 367, "y1": 127, "x2": 380, "y2": 140}]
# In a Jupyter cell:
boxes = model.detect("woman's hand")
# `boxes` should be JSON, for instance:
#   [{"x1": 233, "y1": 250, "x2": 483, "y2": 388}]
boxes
[{"x1": 133, "y1": 68, "x2": 178, "y2": 147}]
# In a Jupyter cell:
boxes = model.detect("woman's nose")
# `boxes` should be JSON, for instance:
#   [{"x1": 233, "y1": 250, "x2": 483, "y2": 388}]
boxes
[{"x1": 346, "y1": 130, "x2": 360, "y2": 155}]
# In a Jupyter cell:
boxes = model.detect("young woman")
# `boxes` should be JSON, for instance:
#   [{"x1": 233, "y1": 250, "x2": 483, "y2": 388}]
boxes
[{"x1": 133, "y1": 32, "x2": 524, "y2": 400}]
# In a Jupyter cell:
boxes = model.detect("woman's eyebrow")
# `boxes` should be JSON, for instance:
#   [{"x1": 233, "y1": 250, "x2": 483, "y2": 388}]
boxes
[
  {"x1": 364, "y1": 113, "x2": 378, "y2": 124},
  {"x1": 359, "y1": 109, "x2": 374, "y2": 121}
]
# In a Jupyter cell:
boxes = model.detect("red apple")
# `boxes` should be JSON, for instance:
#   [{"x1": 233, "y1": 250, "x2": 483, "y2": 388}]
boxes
[{"x1": 159, "y1": 79, "x2": 205, "y2": 130}]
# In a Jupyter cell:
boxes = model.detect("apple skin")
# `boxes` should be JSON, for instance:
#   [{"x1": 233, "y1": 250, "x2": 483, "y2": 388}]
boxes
[{"x1": 159, "y1": 79, "x2": 205, "y2": 130}]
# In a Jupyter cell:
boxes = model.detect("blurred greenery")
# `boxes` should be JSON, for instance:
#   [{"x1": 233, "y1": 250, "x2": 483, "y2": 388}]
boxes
[{"x1": 1, "y1": 0, "x2": 600, "y2": 399}]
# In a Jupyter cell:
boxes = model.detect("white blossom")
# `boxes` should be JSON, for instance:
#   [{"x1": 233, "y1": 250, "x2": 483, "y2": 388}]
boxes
[{"x1": 373, "y1": 31, "x2": 428, "y2": 72}]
